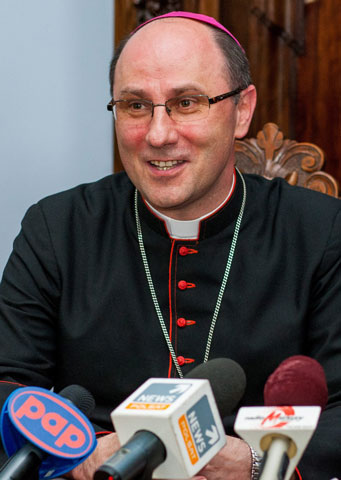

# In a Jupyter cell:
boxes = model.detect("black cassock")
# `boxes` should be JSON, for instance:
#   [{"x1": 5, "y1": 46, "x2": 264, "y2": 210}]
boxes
[{"x1": 0, "y1": 171, "x2": 340, "y2": 478}]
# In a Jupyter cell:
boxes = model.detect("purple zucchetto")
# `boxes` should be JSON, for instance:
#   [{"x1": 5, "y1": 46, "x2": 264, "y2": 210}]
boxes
[{"x1": 132, "y1": 11, "x2": 244, "y2": 51}]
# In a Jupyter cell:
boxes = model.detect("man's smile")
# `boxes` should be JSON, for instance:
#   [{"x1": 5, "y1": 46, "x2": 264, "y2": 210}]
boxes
[{"x1": 149, "y1": 160, "x2": 184, "y2": 171}]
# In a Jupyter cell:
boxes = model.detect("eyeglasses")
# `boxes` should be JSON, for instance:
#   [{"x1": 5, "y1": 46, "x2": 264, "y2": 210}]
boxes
[{"x1": 107, "y1": 87, "x2": 243, "y2": 125}]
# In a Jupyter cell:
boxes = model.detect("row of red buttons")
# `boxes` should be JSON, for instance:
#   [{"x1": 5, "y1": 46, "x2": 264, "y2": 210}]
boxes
[{"x1": 176, "y1": 246, "x2": 198, "y2": 367}]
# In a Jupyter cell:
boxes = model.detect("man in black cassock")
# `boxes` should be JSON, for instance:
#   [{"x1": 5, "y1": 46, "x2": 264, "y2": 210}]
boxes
[{"x1": 0, "y1": 11, "x2": 340, "y2": 480}]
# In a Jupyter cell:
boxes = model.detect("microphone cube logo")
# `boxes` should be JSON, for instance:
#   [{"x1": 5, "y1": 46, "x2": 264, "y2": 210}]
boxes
[
  {"x1": 2, "y1": 387, "x2": 95, "y2": 458},
  {"x1": 127, "y1": 382, "x2": 193, "y2": 411},
  {"x1": 179, "y1": 395, "x2": 220, "y2": 465},
  {"x1": 261, "y1": 406, "x2": 296, "y2": 429}
]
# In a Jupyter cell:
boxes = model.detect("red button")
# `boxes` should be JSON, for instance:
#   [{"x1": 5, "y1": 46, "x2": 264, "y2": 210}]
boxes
[
  {"x1": 178, "y1": 280, "x2": 188, "y2": 290},
  {"x1": 177, "y1": 317, "x2": 186, "y2": 327},
  {"x1": 179, "y1": 246, "x2": 189, "y2": 256},
  {"x1": 177, "y1": 356, "x2": 185, "y2": 366}
]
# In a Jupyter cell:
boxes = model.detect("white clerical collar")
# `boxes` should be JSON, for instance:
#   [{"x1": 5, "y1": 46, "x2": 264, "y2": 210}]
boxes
[{"x1": 145, "y1": 172, "x2": 236, "y2": 239}]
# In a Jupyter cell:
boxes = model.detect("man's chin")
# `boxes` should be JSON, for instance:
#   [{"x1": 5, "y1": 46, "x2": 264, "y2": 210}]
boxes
[
  {"x1": 145, "y1": 196, "x2": 205, "y2": 221},
  {"x1": 142, "y1": 192, "x2": 189, "y2": 214}
]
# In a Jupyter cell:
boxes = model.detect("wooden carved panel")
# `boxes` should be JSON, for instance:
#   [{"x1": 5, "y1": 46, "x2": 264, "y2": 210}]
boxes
[
  {"x1": 235, "y1": 123, "x2": 339, "y2": 197},
  {"x1": 221, "y1": 0, "x2": 304, "y2": 140},
  {"x1": 296, "y1": 0, "x2": 341, "y2": 186}
]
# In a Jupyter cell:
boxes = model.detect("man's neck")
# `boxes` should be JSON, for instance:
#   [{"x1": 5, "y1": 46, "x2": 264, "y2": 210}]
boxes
[{"x1": 145, "y1": 172, "x2": 236, "y2": 239}]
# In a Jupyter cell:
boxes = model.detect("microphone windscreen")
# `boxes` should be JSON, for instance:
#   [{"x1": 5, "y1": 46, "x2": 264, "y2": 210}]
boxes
[
  {"x1": 264, "y1": 355, "x2": 328, "y2": 410},
  {"x1": 185, "y1": 358, "x2": 246, "y2": 418},
  {"x1": 58, "y1": 385, "x2": 96, "y2": 416}
]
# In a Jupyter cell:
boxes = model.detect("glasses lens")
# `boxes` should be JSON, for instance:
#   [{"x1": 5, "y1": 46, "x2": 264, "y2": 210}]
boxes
[
  {"x1": 166, "y1": 95, "x2": 209, "y2": 122},
  {"x1": 115, "y1": 99, "x2": 152, "y2": 124}
]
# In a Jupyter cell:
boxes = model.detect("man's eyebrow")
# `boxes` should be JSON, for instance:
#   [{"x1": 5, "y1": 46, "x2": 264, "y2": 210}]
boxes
[
  {"x1": 119, "y1": 88, "x2": 147, "y2": 97},
  {"x1": 117, "y1": 84, "x2": 205, "y2": 98},
  {"x1": 172, "y1": 85, "x2": 205, "y2": 95}
]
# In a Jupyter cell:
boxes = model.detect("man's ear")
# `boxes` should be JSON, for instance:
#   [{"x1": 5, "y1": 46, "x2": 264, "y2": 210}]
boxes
[{"x1": 234, "y1": 85, "x2": 257, "y2": 139}]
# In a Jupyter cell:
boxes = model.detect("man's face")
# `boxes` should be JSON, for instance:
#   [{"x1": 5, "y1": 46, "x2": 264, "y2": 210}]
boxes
[{"x1": 114, "y1": 19, "x2": 255, "y2": 220}]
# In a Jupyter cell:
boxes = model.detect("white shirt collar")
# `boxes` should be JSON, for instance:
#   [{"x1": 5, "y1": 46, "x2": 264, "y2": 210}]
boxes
[{"x1": 145, "y1": 172, "x2": 236, "y2": 239}]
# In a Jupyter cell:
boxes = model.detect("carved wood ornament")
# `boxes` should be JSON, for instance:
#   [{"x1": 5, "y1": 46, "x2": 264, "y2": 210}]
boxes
[{"x1": 235, "y1": 123, "x2": 339, "y2": 197}]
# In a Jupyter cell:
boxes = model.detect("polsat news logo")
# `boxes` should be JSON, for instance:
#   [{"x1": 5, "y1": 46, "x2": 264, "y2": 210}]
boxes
[
  {"x1": 260, "y1": 406, "x2": 303, "y2": 429},
  {"x1": 5, "y1": 387, "x2": 95, "y2": 458}
]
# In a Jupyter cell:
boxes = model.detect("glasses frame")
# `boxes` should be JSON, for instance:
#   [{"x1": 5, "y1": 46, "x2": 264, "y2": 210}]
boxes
[{"x1": 106, "y1": 86, "x2": 243, "y2": 122}]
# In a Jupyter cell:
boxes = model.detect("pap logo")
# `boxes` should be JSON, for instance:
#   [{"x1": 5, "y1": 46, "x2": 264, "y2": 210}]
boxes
[{"x1": 4, "y1": 387, "x2": 94, "y2": 458}]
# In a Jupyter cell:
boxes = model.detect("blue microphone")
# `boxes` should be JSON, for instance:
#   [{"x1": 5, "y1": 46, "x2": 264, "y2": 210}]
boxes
[{"x1": 0, "y1": 385, "x2": 96, "y2": 479}]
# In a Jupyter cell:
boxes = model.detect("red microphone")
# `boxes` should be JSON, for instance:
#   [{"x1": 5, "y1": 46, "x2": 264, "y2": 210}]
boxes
[
  {"x1": 264, "y1": 355, "x2": 328, "y2": 410},
  {"x1": 235, "y1": 355, "x2": 328, "y2": 480}
]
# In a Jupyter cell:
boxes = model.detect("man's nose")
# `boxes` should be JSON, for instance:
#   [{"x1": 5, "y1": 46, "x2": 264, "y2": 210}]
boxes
[{"x1": 145, "y1": 105, "x2": 178, "y2": 147}]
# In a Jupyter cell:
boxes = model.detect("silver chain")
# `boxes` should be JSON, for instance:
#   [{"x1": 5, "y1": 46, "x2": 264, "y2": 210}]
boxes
[{"x1": 134, "y1": 169, "x2": 247, "y2": 378}]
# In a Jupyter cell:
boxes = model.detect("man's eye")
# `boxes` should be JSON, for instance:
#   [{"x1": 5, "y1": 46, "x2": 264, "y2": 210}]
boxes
[
  {"x1": 178, "y1": 98, "x2": 196, "y2": 108},
  {"x1": 128, "y1": 101, "x2": 146, "y2": 110}
]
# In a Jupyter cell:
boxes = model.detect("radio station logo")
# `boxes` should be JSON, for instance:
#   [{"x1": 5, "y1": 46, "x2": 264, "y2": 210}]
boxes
[{"x1": 261, "y1": 406, "x2": 295, "y2": 429}]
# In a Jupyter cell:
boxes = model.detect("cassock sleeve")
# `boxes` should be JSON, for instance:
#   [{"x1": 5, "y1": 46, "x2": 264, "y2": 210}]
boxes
[
  {"x1": 0, "y1": 203, "x2": 61, "y2": 463},
  {"x1": 298, "y1": 208, "x2": 341, "y2": 477},
  {"x1": 0, "y1": 203, "x2": 112, "y2": 466},
  {"x1": 0, "y1": 203, "x2": 60, "y2": 388}
]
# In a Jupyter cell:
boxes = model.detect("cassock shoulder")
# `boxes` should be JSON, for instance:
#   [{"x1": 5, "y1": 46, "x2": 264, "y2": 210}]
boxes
[
  {"x1": 33, "y1": 172, "x2": 133, "y2": 218},
  {"x1": 243, "y1": 173, "x2": 341, "y2": 227}
]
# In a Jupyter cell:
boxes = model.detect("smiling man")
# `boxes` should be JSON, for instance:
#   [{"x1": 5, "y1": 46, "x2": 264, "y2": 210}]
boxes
[
  {"x1": 0, "y1": 11, "x2": 340, "y2": 480},
  {"x1": 111, "y1": 15, "x2": 255, "y2": 221}
]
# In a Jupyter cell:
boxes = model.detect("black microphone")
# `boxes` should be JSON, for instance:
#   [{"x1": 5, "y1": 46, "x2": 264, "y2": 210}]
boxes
[
  {"x1": 185, "y1": 357, "x2": 247, "y2": 418},
  {"x1": 95, "y1": 358, "x2": 246, "y2": 480},
  {"x1": 0, "y1": 385, "x2": 96, "y2": 480}
]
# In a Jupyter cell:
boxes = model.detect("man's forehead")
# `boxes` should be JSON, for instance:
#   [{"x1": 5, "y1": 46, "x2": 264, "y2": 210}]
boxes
[
  {"x1": 113, "y1": 18, "x2": 230, "y2": 95},
  {"x1": 117, "y1": 18, "x2": 221, "y2": 72},
  {"x1": 123, "y1": 17, "x2": 216, "y2": 55}
]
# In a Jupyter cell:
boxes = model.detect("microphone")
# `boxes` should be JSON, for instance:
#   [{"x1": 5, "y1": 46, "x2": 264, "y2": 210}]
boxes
[
  {"x1": 185, "y1": 357, "x2": 247, "y2": 418},
  {"x1": 0, "y1": 385, "x2": 96, "y2": 480},
  {"x1": 95, "y1": 358, "x2": 246, "y2": 480},
  {"x1": 263, "y1": 355, "x2": 328, "y2": 409},
  {"x1": 234, "y1": 355, "x2": 328, "y2": 480}
]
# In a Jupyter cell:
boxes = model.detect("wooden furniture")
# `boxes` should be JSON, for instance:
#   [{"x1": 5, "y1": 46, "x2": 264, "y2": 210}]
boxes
[{"x1": 235, "y1": 122, "x2": 339, "y2": 197}]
